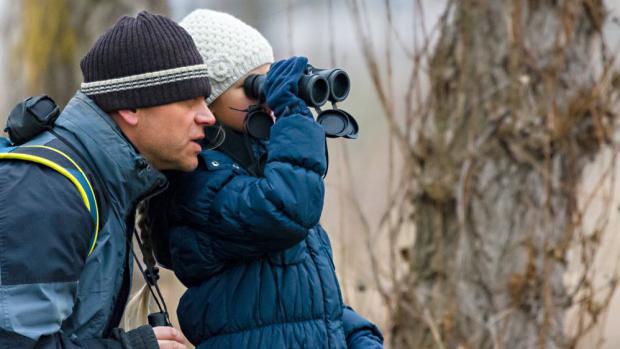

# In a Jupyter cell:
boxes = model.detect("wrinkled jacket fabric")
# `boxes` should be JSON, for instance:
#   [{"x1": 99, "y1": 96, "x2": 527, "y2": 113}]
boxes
[
  {"x1": 0, "y1": 92, "x2": 165, "y2": 348},
  {"x1": 168, "y1": 112, "x2": 382, "y2": 348},
  {"x1": 343, "y1": 307, "x2": 383, "y2": 349}
]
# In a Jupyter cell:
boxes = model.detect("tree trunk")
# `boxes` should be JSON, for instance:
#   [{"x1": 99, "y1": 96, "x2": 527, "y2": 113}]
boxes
[{"x1": 391, "y1": 1, "x2": 615, "y2": 348}]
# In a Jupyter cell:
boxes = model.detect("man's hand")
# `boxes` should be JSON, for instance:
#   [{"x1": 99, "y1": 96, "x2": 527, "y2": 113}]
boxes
[{"x1": 153, "y1": 326, "x2": 189, "y2": 349}]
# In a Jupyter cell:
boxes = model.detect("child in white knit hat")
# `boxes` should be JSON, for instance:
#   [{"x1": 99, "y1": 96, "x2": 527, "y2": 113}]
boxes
[{"x1": 144, "y1": 9, "x2": 384, "y2": 349}]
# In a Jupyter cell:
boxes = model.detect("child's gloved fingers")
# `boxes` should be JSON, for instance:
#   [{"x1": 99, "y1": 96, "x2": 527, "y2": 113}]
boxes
[
  {"x1": 277, "y1": 56, "x2": 308, "y2": 77},
  {"x1": 266, "y1": 60, "x2": 285, "y2": 78},
  {"x1": 265, "y1": 56, "x2": 308, "y2": 88},
  {"x1": 264, "y1": 56, "x2": 310, "y2": 117},
  {"x1": 268, "y1": 56, "x2": 307, "y2": 77}
]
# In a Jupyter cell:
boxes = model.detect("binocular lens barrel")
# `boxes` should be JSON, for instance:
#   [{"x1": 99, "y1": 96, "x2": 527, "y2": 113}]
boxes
[
  {"x1": 298, "y1": 74, "x2": 329, "y2": 107},
  {"x1": 243, "y1": 64, "x2": 351, "y2": 108},
  {"x1": 325, "y1": 69, "x2": 350, "y2": 102}
]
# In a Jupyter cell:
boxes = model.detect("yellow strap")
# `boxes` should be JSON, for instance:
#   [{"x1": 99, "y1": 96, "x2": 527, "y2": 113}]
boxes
[
  {"x1": 0, "y1": 149, "x2": 100, "y2": 255},
  {"x1": 21, "y1": 145, "x2": 100, "y2": 254},
  {"x1": 21, "y1": 145, "x2": 100, "y2": 255},
  {"x1": 0, "y1": 153, "x2": 90, "y2": 207}
]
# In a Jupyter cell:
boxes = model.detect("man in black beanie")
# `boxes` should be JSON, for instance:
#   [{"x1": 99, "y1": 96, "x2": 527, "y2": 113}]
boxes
[{"x1": 0, "y1": 11, "x2": 214, "y2": 349}]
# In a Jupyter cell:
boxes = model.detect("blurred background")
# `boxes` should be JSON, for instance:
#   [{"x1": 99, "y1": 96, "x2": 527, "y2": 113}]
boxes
[{"x1": 2, "y1": 1, "x2": 620, "y2": 348}]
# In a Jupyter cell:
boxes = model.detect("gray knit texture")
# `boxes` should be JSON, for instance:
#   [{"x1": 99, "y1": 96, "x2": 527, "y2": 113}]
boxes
[{"x1": 180, "y1": 9, "x2": 274, "y2": 104}]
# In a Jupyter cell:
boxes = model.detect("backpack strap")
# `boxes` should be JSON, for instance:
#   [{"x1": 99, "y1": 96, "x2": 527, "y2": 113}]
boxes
[{"x1": 0, "y1": 142, "x2": 100, "y2": 256}]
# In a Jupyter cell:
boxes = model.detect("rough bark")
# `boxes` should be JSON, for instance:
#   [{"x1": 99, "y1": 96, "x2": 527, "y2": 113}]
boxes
[{"x1": 389, "y1": 1, "x2": 617, "y2": 348}]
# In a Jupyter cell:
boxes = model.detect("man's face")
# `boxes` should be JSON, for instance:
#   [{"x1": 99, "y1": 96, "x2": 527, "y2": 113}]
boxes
[{"x1": 132, "y1": 97, "x2": 215, "y2": 171}]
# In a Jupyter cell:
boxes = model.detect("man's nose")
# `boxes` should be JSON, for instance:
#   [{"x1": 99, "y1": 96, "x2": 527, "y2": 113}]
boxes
[{"x1": 196, "y1": 100, "x2": 216, "y2": 126}]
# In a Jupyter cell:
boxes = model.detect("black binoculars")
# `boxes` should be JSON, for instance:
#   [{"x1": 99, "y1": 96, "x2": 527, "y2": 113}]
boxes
[
  {"x1": 244, "y1": 65, "x2": 350, "y2": 108},
  {"x1": 244, "y1": 64, "x2": 358, "y2": 139}
]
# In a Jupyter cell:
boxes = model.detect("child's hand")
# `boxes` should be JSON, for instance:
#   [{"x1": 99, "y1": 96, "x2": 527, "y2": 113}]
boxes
[{"x1": 263, "y1": 56, "x2": 310, "y2": 117}]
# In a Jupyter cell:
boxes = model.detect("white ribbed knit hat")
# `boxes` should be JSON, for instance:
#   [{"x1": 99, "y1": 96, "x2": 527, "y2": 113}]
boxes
[{"x1": 180, "y1": 9, "x2": 274, "y2": 104}]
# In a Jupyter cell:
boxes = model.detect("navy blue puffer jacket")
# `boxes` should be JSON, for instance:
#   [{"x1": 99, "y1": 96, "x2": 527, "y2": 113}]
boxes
[{"x1": 167, "y1": 111, "x2": 382, "y2": 348}]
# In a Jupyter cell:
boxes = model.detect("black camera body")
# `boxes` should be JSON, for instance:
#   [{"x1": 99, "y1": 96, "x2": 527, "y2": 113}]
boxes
[
  {"x1": 4, "y1": 95, "x2": 60, "y2": 145},
  {"x1": 148, "y1": 311, "x2": 171, "y2": 327}
]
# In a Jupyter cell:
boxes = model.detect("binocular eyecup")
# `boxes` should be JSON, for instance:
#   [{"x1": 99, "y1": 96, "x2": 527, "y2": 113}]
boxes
[{"x1": 243, "y1": 65, "x2": 350, "y2": 108}]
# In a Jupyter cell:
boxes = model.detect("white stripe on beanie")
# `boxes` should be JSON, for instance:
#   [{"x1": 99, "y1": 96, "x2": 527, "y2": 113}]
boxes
[{"x1": 81, "y1": 64, "x2": 210, "y2": 95}]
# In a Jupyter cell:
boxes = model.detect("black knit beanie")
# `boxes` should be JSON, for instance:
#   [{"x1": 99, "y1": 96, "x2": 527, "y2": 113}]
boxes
[{"x1": 80, "y1": 11, "x2": 211, "y2": 112}]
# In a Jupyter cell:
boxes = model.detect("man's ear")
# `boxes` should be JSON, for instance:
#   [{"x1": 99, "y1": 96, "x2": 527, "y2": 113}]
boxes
[{"x1": 115, "y1": 109, "x2": 140, "y2": 126}]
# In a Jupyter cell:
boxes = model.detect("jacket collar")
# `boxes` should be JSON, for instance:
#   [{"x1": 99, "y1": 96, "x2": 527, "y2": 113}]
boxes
[{"x1": 53, "y1": 91, "x2": 167, "y2": 209}]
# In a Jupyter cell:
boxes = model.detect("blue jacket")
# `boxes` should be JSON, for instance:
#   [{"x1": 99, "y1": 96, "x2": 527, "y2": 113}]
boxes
[
  {"x1": 0, "y1": 92, "x2": 164, "y2": 348},
  {"x1": 167, "y1": 112, "x2": 383, "y2": 348}
]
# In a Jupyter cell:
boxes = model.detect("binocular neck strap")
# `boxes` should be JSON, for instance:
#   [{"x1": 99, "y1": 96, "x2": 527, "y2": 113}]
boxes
[{"x1": 130, "y1": 230, "x2": 171, "y2": 326}]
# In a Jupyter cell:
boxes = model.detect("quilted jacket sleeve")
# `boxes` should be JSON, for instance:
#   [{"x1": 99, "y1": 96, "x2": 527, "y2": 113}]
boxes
[{"x1": 343, "y1": 306, "x2": 384, "y2": 349}]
